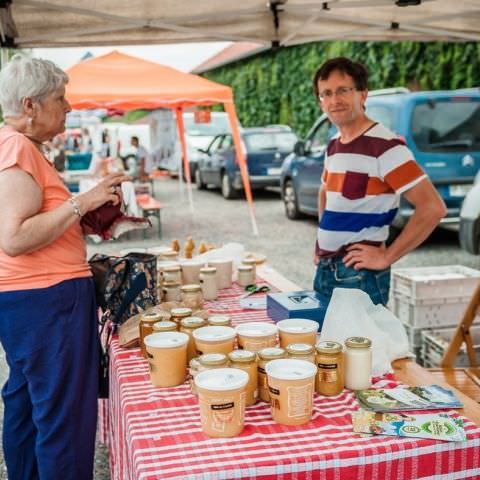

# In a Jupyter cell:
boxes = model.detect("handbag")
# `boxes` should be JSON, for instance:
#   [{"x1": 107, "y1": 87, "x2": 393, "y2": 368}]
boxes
[{"x1": 89, "y1": 252, "x2": 158, "y2": 398}]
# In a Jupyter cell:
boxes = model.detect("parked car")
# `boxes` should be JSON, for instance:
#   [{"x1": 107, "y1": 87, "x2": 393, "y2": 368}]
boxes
[
  {"x1": 459, "y1": 171, "x2": 480, "y2": 254},
  {"x1": 196, "y1": 126, "x2": 298, "y2": 199},
  {"x1": 183, "y1": 112, "x2": 234, "y2": 179},
  {"x1": 281, "y1": 88, "x2": 480, "y2": 230}
]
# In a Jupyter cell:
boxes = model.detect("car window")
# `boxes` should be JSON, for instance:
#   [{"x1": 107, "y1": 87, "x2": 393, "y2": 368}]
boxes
[
  {"x1": 366, "y1": 105, "x2": 394, "y2": 131},
  {"x1": 244, "y1": 132, "x2": 297, "y2": 152},
  {"x1": 219, "y1": 135, "x2": 233, "y2": 151},
  {"x1": 183, "y1": 115, "x2": 230, "y2": 136},
  {"x1": 207, "y1": 135, "x2": 224, "y2": 153},
  {"x1": 411, "y1": 99, "x2": 480, "y2": 152},
  {"x1": 308, "y1": 120, "x2": 332, "y2": 153}
]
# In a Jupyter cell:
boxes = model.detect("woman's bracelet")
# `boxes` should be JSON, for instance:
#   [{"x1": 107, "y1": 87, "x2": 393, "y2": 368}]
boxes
[{"x1": 68, "y1": 197, "x2": 83, "y2": 218}]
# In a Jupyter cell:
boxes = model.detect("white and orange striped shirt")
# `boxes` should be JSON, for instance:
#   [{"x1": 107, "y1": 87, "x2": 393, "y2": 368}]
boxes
[{"x1": 317, "y1": 123, "x2": 426, "y2": 256}]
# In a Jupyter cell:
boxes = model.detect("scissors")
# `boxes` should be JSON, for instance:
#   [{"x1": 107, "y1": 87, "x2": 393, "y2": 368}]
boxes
[{"x1": 241, "y1": 284, "x2": 271, "y2": 299}]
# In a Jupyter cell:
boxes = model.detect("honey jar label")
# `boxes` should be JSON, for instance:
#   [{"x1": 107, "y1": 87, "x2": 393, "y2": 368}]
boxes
[
  {"x1": 287, "y1": 384, "x2": 312, "y2": 418},
  {"x1": 269, "y1": 386, "x2": 280, "y2": 395}
]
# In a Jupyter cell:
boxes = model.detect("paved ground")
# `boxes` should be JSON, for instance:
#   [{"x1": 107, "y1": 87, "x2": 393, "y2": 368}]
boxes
[{"x1": 0, "y1": 175, "x2": 478, "y2": 479}]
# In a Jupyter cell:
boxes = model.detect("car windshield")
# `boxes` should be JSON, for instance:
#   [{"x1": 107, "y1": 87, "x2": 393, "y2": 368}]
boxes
[
  {"x1": 183, "y1": 115, "x2": 230, "y2": 136},
  {"x1": 411, "y1": 99, "x2": 480, "y2": 152},
  {"x1": 244, "y1": 132, "x2": 297, "y2": 152}
]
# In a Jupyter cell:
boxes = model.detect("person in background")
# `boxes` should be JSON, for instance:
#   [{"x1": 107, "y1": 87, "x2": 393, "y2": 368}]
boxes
[
  {"x1": 100, "y1": 129, "x2": 111, "y2": 158},
  {"x1": 130, "y1": 135, "x2": 152, "y2": 181},
  {"x1": 81, "y1": 127, "x2": 93, "y2": 153},
  {"x1": 0, "y1": 55, "x2": 129, "y2": 480},
  {"x1": 312, "y1": 57, "x2": 446, "y2": 319}
]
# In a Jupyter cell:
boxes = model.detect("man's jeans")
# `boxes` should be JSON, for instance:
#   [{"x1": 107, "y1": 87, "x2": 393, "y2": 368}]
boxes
[{"x1": 313, "y1": 256, "x2": 391, "y2": 323}]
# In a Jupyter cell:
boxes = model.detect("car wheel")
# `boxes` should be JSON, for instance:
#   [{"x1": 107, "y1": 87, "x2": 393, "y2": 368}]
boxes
[
  {"x1": 283, "y1": 180, "x2": 302, "y2": 219},
  {"x1": 221, "y1": 172, "x2": 238, "y2": 199},
  {"x1": 195, "y1": 168, "x2": 206, "y2": 190},
  {"x1": 459, "y1": 216, "x2": 480, "y2": 255}
]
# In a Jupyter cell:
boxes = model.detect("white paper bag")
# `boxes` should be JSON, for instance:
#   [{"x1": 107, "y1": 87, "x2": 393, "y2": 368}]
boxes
[{"x1": 320, "y1": 288, "x2": 410, "y2": 376}]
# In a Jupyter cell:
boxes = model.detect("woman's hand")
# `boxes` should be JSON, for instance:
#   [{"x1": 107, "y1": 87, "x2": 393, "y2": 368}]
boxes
[{"x1": 76, "y1": 172, "x2": 131, "y2": 214}]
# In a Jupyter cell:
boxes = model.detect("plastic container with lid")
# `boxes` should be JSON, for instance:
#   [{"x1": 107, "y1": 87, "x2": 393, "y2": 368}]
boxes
[
  {"x1": 207, "y1": 258, "x2": 233, "y2": 289},
  {"x1": 199, "y1": 266, "x2": 218, "y2": 300},
  {"x1": 152, "y1": 320, "x2": 178, "y2": 333},
  {"x1": 276, "y1": 318, "x2": 319, "y2": 347},
  {"x1": 344, "y1": 336, "x2": 372, "y2": 390},
  {"x1": 170, "y1": 307, "x2": 193, "y2": 325},
  {"x1": 195, "y1": 368, "x2": 249, "y2": 437},
  {"x1": 266, "y1": 359, "x2": 317, "y2": 426},
  {"x1": 181, "y1": 284, "x2": 204, "y2": 310},
  {"x1": 159, "y1": 249, "x2": 179, "y2": 262},
  {"x1": 237, "y1": 265, "x2": 255, "y2": 287},
  {"x1": 257, "y1": 347, "x2": 286, "y2": 402},
  {"x1": 315, "y1": 341, "x2": 344, "y2": 396},
  {"x1": 192, "y1": 326, "x2": 236, "y2": 356},
  {"x1": 208, "y1": 315, "x2": 232, "y2": 327},
  {"x1": 180, "y1": 259, "x2": 204, "y2": 285},
  {"x1": 180, "y1": 316, "x2": 207, "y2": 362},
  {"x1": 162, "y1": 281, "x2": 181, "y2": 302},
  {"x1": 139, "y1": 312, "x2": 163, "y2": 358},
  {"x1": 236, "y1": 322, "x2": 278, "y2": 352},
  {"x1": 144, "y1": 332, "x2": 189, "y2": 387},
  {"x1": 162, "y1": 264, "x2": 182, "y2": 284},
  {"x1": 228, "y1": 350, "x2": 258, "y2": 406},
  {"x1": 286, "y1": 343, "x2": 316, "y2": 364},
  {"x1": 188, "y1": 357, "x2": 201, "y2": 395}
]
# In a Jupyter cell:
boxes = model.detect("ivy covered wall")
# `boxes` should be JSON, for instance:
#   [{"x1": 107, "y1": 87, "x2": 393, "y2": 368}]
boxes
[{"x1": 204, "y1": 41, "x2": 480, "y2": 137}]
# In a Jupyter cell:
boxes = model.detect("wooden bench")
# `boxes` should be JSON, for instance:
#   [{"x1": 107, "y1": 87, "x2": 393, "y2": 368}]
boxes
[{"x1": 136, "y1": 194, "x2": 162, "y2": 238}]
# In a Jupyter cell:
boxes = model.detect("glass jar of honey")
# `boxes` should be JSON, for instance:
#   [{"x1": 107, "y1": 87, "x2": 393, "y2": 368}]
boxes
[
  {"x1": 228, "y1": 350, "x2": 258, "y2": 406},
  {"x1": 257, "y1": 347, "x2": 286, "y2": 402},
  {"x1": 315, "y1": 341, "x2": 344, "y2": 396}
]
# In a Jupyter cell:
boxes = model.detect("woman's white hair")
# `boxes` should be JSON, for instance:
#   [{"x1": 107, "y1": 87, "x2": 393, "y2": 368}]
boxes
[{"x1": 0, "y1": 54, "x2": 69, "y2": 117}]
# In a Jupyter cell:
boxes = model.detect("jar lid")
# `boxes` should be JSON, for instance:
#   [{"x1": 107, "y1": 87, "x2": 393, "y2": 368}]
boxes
[
  {"x1": 277, "y1": 318, "x2": 319, "y2": 334},
  {"x1": 228, "y1": 350, "x2": 256, "y2": 363},
  {"x1": 152, "y1": 321, "x2": 177, "y2": 332},
  {"x1": 163, "y1": 281, "x2": 180, "y2": 288},
  {"x1": 345, "y1": 337, "x2": 372, "y2": 349},
  {"x1": 171, "y1": 307, "x2": 193, "y2": 317},
  {"x1": 286, "y1": 343, "x2": 314, "y2": 355},
  {"x1": 237, "y1": 265, "x2": 253, "y2": 272},
  {"x1": 200, "y1": 266, "x2": 216, "y2": 274},
  {"x1": 208, "y1": 315, "x2": 231, "y2": 326},
  {"x1": 163, "y1": 265, "x2": 181, "y2": 272},
  {"x1": 236, "y1": 322, "x2": 277, "y2": 338},
  {"x1": 198, "y1": 353, "x2": 228, "y2": 366},
  {"x1": 192, "y1": 326, "x2": 236, "y2": 342},
  {"x1": 194, "y1": 368, "x2": 249, "y2": 391},
  {"x1": 144, "y1": 332, "x2": 189, "y2": 349},
  {"x1": 181, "y1": 284, "x2": 201, "y2": 293},
  {"x1": 242, "y1": 258, "x2": 257, "y2": 266},
  {"x1": 258, "y1": 347, "x2": 286, "y2": 360},
  {"x1": 266, "y1": 359, "x2": 317, "y2": 381},
  {"x1": 316, "y1": 341, "x2": 343, "y2": 354},
  {"x1": 142, "y1": 312, "x2": 163, "y2": 323},
  {"x1": 181, "y1": 316, "x2": 206, "y2": 329}
]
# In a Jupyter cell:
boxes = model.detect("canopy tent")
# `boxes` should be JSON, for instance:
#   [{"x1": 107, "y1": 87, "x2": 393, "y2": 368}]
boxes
[
  {"x1": 1, "y1": 0, "x2": 479, "y2": 49},
  {"x1": 65, "y1": 51, "x2": 258, "y2": 235}
]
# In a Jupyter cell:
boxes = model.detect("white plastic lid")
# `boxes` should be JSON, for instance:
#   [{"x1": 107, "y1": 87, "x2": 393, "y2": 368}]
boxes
[
  {"x1": 192, "y1": 326, "x2": 236, "y2": 342},
  {"x1": 236, "y1": 322, "x2": 277, "y2": 337},
  {"x1": 195, "y1": 368, "x2": 249, "y2": 391},
  {"x1": 144, "y1": 332, "x2": 189, "y2": 349},
  {"x1": 147, "y1": 246, "x2": 173, "y2": 255},
  {"x1": 266, "y1": 359, "x2": 317, "y2": 380},
  {"x1": 277, "y1": 319, "x2": 319, "y2": 334}
]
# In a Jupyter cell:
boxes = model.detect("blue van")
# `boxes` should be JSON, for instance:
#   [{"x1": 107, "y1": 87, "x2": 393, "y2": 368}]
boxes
[{"x1": 280, "y1": 88, "x2": 480, "y2": 229}]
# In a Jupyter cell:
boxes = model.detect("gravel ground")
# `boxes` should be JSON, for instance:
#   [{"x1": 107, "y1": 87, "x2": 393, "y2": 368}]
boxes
[{"x1": 0, "y1": 175, "x2": 479, "y2": 479}]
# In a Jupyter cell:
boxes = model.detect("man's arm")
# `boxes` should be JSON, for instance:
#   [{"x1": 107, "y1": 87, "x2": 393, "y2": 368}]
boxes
[{"x1": 343, "y1": 178, "x2": 447, "y2": 270}]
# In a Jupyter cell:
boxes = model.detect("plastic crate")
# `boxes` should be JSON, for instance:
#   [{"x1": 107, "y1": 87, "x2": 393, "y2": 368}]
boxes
[
  {"x1": 391, "y1": 265, "x2": 480, "y2": 302},
  {"x1": 66, "y1": 153, "x2": 92, "y2": 170},
  {"x1": 391, "y1": 292, "x2": 470, "y2": 329},
  {"x1": 422, "y1": 324, "x2": 480, "y2": 368}
]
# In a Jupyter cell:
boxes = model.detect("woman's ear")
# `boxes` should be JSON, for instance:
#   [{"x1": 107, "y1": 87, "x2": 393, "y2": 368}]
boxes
[{"x1": 22, "y1": 96, "x2": 36, "y2": 118}]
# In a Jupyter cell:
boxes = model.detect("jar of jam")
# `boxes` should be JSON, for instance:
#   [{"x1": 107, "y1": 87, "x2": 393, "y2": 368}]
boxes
[
  {"x1": 344, "y1": 336, "x2": 372, "y2": 390},
  {"x1": 180, "y1": 316, "x2": 207, "y2": 362},
  {"x1": 286, "y1": 343, "x2": 316, "y2": 364},
  {"x1": 170, "y1": 307, "x2": 193, "y2": 326},
  {"x1": 139, "y1": 312, "x2": 163, "y2": 358},
  {"x1": 257, "y1": 347, "x2": 286, "y2": 402},
  {"x1": 207, "y1": 315, "x2": 232, "y2": 327},
  {"x1": 228, "y1": 350, "x2": 258, "y2": 406},
  {"x1": 181, "y1": 284, "x2": 204, "y2": 310},
  {"x1": 315, "y1": 341, "x2": 344, "y2": 396}
]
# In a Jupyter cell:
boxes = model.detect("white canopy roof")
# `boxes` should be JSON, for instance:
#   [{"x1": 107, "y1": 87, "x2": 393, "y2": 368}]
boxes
[{"x1": 2, "y1": 0, "x2": 479, "y2": 49}]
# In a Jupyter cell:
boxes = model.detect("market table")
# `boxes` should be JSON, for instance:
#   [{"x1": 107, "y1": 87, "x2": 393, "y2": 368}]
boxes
[{"x1": 103, "y1": 265, "x2": 480, "y2": 480}]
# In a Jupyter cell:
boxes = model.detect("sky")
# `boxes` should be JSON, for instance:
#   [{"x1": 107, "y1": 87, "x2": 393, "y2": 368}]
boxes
[{"x1": 33, "y1": 42, "x2": 231, "y2": 72}]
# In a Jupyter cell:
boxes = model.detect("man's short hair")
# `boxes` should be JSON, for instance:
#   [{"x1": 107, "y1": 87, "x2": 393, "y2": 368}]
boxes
[
  {"x1": 313, "y1": 57, "x2": 368, "y2": 98},
  {"x1": 131, "y1": 136, "x2": 139, "y2": 143}
]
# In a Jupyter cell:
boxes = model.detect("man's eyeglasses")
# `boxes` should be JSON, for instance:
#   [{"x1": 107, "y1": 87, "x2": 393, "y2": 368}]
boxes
[{"x1": 318, "y1": 86, "x2": 357, "y2": 101}]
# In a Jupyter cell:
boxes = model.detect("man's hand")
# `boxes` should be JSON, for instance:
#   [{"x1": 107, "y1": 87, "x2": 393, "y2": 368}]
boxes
[
  {"x1": 343, "y1": 244, "x2": 391, "y2": 271},
  {"x1": 314, "y1": 255, "x2": 320, "y2": 265}
]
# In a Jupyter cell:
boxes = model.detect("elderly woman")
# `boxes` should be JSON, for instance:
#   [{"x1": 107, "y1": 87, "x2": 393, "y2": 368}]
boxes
[{"x1": 0, "y1": 56, "x2": 129, "y2": 480}]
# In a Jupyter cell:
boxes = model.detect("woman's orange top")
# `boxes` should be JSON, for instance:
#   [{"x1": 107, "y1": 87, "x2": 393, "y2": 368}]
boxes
[{"x1": 0, "y1": 126, "x2": 91, "y2": 292}]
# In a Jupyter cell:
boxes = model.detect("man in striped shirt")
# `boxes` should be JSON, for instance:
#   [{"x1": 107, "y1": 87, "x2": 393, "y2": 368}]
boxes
[{"x1": 313, "y1": 57, "x2": 446, "y2": 317}]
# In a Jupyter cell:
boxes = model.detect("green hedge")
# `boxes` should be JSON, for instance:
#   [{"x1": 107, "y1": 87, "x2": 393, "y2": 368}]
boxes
[{"x1": 204, "y1": 41, "x2": 480, "y2": 137}]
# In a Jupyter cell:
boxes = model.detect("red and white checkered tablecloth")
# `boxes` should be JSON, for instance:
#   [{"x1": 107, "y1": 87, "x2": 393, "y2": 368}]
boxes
[{"x1": 102, "y1": 280, "x2": 480, "y2": 480}]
